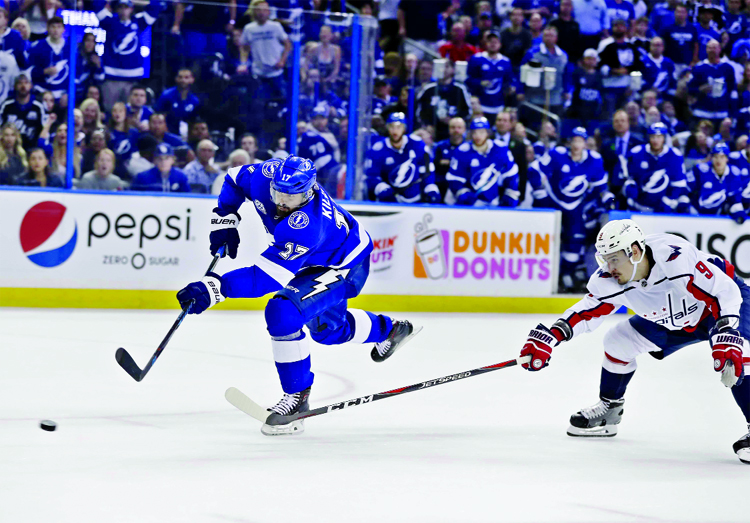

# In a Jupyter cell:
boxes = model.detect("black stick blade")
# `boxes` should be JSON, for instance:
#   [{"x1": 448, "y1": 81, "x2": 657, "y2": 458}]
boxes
[{"x1": 115, "y1": 348, "x2": 144, "y2": 382}]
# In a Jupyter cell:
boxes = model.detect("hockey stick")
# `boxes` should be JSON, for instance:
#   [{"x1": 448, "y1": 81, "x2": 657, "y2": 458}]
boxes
[
  {"x1": 115, "y1": 245, "x2": 226, "y2": 382},
  {"x1": 225, "y1": 354, "x2": 532, "y2": 425}
]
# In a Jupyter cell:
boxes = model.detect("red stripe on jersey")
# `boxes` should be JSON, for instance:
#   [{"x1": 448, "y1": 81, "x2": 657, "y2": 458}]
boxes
[
  {"x1": 686, "y1": 276, "x2": 720, "y2": 320},
  {"x1": 605, "y1": 352, "x2": 630, "y2": 365},
  {"x1": 567, "y1": 302, "x2": 617, "y2": 328},
  {"x1": 725, "y1": 259, "x2": 736, "y2": 280}
]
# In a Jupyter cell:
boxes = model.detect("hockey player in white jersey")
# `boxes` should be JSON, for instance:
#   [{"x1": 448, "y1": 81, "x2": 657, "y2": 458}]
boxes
[{"x1": 518, "y1": 219, "x2": 750, "y2": 463}]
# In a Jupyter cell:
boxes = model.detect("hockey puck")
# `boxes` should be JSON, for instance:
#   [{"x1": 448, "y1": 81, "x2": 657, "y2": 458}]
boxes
[{"x1": 40, "y1": 420, "x2": 57, "y2": 432}]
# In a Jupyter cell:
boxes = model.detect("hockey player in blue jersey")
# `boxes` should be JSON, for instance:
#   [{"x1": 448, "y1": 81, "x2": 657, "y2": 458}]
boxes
[
  {"x1": 729, "y1": 145, "x2": 750, "y2": 211},
  {"x1": 297, "y1": 106, "x2": 341, "y2": 195},
  {"x1": 527, "y1": 127, "x2": 612, "y2": 291},
  {"x1": 433, "y1": 117, "x2": 466, "y2": 198},
  {"x1": 175, "y1": 156, "x2": 422, "y2": 435},
  {"x1": 619, "y1": 122, "x2": 692, "y2": 214},
  {"x1": 690, "y1": 142, "x2": 748, "y2": 224},
  {"x1": 29, "y1": 17, "x2": 70, "y2": 99},
  {"x1": 365, "y1": 112, "x2": 440, "y2": 204},
  {"x1": 445, "y1": 116, "x2": 519, "y2": 207}
]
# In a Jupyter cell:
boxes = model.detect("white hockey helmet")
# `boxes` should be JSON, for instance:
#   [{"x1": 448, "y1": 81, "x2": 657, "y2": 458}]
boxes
[{"x1": 595, "y1": 219, "x2": 646, "y2": 279}]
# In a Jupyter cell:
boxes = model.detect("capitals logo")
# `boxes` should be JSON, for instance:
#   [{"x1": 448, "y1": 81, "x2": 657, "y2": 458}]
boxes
[{"x1": 19, "y1": 201, "x2": 77, "y2": 267}]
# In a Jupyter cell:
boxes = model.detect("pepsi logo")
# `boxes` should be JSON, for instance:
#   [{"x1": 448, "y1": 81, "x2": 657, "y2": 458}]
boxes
[{"x1": 20, "y1": 201, "x2": 77, "y2": 268}]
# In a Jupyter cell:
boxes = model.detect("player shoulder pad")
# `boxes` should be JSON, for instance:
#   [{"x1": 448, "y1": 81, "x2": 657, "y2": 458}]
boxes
[
  {"x1": 729, "y1": 164, "x2": 741, "y2": 175},
  {"x1": 696, "y1": 162, "x2": 710, "y2": 173},
  {"x1": 226, "y1": 165, "x2": 244, "y2": 183},
  {"x1": 729, "y1": 151, "x2": 741, "y2": 160},
  {"x1": 372, "y1": 140, "x2": 384, "y2": 151},
  {"x1": 553, "y1": 145, "x2": 567, "y2": 155},
  {"x1": 669, "y1": 147, "x2": 683, "y2": 158},
  {"x1": 408, "y1": 132, "x2": 423, "y2": 142},
  {"x1": 458, "y1": 142, "x2": 471, "y2": 152},
  {"x1": 589, "y1": 150, "x2": 602, "y2": 160},
  {"x1": 631, "y1": 145, "x2": 643, "y2": 155}
]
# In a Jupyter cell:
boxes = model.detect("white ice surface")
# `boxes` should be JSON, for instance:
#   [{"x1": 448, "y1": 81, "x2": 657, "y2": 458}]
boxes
[{"x1": 0, "y1": 309, "x2": 747, "y2": 523}]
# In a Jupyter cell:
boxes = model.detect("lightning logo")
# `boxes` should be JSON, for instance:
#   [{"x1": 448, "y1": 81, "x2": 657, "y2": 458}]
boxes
[{"x1": 301, "y1": 269, "x2": 350, "y2": 301}]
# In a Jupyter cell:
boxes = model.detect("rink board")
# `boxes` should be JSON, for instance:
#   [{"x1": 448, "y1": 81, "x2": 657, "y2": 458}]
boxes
[{"x1": 0, "y1": 188, "x2": 565, "y2": 312}]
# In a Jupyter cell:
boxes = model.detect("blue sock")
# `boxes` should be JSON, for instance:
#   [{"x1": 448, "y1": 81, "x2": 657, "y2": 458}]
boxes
[
  {"x1": 599, "y1": 368, "x2": 634, "y2": 401},
  {"x1": 275, "y1": 355, "x2": 314, "y2": 394},
  {"x1": 364, "y1": 312, "x2": 394, "y2": 343}
]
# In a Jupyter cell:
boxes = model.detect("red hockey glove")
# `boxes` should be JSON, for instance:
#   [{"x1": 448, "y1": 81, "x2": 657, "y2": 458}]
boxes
[
  {"x1": 710, "y1": 319, "x2": 745, "y2": 388},
  {"x1": 520, "y1": 323, "x2": 563, "y2": 371}
]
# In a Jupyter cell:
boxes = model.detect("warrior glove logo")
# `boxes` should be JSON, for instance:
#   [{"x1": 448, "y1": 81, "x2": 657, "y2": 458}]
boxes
[{"x1": 20, "y1": 201, "x2": 78, "y2": 268}]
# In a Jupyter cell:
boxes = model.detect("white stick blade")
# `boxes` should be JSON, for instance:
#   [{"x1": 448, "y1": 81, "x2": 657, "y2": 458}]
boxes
[{"x1": 225, "y1": 387, "x2": 270, "y2": 423}]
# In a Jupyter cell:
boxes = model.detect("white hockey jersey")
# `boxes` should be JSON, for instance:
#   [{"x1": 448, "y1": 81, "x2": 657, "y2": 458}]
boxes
[{"x1": 556, "y1": 233, "x2": 742, "y2": 339}]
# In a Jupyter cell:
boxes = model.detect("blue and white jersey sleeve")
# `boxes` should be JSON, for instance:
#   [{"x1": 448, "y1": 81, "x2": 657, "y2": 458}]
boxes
[
  {"x1": 216, "y1": 164, "x2": 256, "y2": 214},
  {"x1": 499, "y1": 146, "x2": 520, "y2": 207},
  {"x1": 446, "y1": 142, "x2": 472, "y2": 200}
]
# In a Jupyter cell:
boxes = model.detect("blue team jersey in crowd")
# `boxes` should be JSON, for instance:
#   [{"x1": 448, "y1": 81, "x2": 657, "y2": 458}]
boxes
[
  {"x1": 688, "y1": 60, "x2": 738, "y2": 120},
  {"x1": 127, "y1": 103, "x2": 153, "y2": 125},
  {"x1": 695, "y1": 24, "x2": 722, "y2": 61},
  {"x1": 465, "y1": 51, "x2": 514, "y2": 115},
  {"x1": 689, "y1": 162, "x2": 747, "y2": 217},
  {"x1": 641, "y1": 54, "x2": 676, "y2": 96},
  {"x1": 0, "y1": 28, "x2": 27, "y2": 69},
  {"x1": 365, "y1": 134, "x2": 439, "y2": 204},
  {"x1": 728, "y1": 150, "x2": 750, "y2": 208},
  {"x1": 446, "y1": 139, "x2": 519, "y2": 207},
  {"x1": 216, "y1": 159, "x2": 372, "y2": 290},
  {"x1": 434, "y1": 138, "x2": 462, "y2": 188},
  {"x1": 29, "y1": 37, "x2": 71, "y2": 97},
  {"x1": 724, "y1": 11, "x2": 747, "y2": 44},
  {"x1": 154, "y1": 87, "x2": 201, "y2": 134},
  {"x1": 527, "y1": 146, "x2": 608, "y2": 212},
  {"x1": 606, "y1": 0, "x2": 635, "y2": 24},
  {"x1": 372, "y1": 95, "x2": 395, "y2": 115},
  {"x1": 131, "y1": 166, "x2": 190, "y2": 192},
  {"x1": 109, "y1": 127, "x2": 140, "y2": 163},
  {"x1": 297, "y1": 129, "x2": 340, "y2": 178},
  {"x1": 96, "y1": 2, "x2": 163, "y2": 80},
  {"x1": 661, "y1": 23, "x2": 698, "y2": 65},
  {"x1": 621, "y1": 144, "x2": 690, "y2": 213}
]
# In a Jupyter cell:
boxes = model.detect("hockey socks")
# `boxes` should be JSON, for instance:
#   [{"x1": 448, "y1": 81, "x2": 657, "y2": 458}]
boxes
[
  {"x1": 272, "y1": 331, "x2": 315, "y2": 394},
  {"x1": 347, "y1": 309, "x2": 393, "y2": 344},
  {"x1": 599, "y1": 367, "x2": 634, "y2": 401}
]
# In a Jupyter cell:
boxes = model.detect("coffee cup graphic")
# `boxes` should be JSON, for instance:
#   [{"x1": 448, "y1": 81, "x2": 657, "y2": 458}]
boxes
[{"x1": 414, "y1": 214, "x2": 447, "y2": 279}]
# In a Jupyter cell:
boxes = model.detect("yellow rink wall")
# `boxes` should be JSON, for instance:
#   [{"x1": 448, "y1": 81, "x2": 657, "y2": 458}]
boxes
[{"x1": 0, "y1": 288, "x2": 582, "y2": 313}]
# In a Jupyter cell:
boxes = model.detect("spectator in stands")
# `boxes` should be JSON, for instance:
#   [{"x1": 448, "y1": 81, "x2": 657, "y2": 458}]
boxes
[
  {"x1": 714, "y1": 117, "x2": 735, "y2": 149},
  {"x1": 14, "y1": 148, "x2": 62, "y2": 187},
  {"x1": 724, "y1": 0, "x2": 747, "y2": 53},
  {"x1": 11, "y1": 17, "x2": 31, "y2": 47},
  {"x1": 599, "y1": 18, "x2": 643, "y2": 117},
  {"x1": 306, "y1": 25, "x2": 341, "y2": 88},
  {"x1": 87, "y1": 85, "x2": 103, "y2": 106},
  {"x1": 495, "y1": 110, "x2": 513, "y2": 147},
  {"x1": 372, "y1": 76, "x2": 395, "y2": 116},
  {"x1": 238, "y1": 0, "x2": 291, "y2": 100},
  {"x1": 466, "y1": 30, "x2": 514, "y2": 123},
  {"x1": 228, "y1": 148, "x2": 251, "y2": 168},
  {"x1": 381, "y1": 86, "x2": 413, "y2": 124},
  {"x1": 572, "y1": 0, "x2": 609, "y2": 52},
  {"x1": 471, "y1": 13, "x2": 494, "y2": 47},
  {"x1": 434, "y1": 116, "x2": 466, "y2": 197},
  {"x1": 398, "y1": 0, "x2": 454, "y2": 58},
  {"x1": 171, "y1": 0, "x2": 235, "y2": 59},
  {"x1": 81, "y1": 129, "x2": 108, "y2": 174},
  {"x1": 601, "y1": 109, "x2": 643, "y2": 177},
  {"x1": 79, "y1": 98, "x2": 105, "y2": 139},
  {"x1": 239, "y1": 133, "x2": 262, "y2": 164},
  {"x1": 661, "y1": 99, "x2": 688, "y2": 135},
  {"x1": 605, "y1": 0, "x2": 635, "y2": 33},
  {"x1": 108, "y1": 102, "x2": 138, "y2": 175},
  {"x1": 41, "y1": 91, "x2": 55, "y2": 116},
  {"x1": 127, "y1": 85, "x2": 153, "y2": 132},
  {"x1": 690, "y1": 142, "x2": 747, "y2": 223},
  {"x1": 127, "y1": 134, "x2": 157, "y2": 177},
  {"x1": 439, "y1": 22, "x2": 478, "y2": 63},
  {"x1": 76, "y1": 32, "x2": 104, "y2": 102},
  {"x1": 415, "y1": 59, "x2": 471, "y2": 141},
  {"x1": 528, "y1": 13, "x2": 544, "y2": 50},
  {"x1": 514, "y1": 0, "x2": 555, "y2": 19},
  {"x1": 533, "y1": 121, "x2": 558, "y2": 158},
  {"x1": 0, "y1": 8, "x2": 27, "y2": 70},
  {"x1": 97, "y1": 0, "x2": 164, "y2": 110},
  {"x1": 568, "y1": 48, "x2": 604, "y2": 132},
  {"x1": 29, "y1": 17, "x2": 69, "y2": 100},
  {"x1": 131, "y1": 143, "x2": 190, "y2": 192},
  {"x1": 155, "y1": 68, "x2": 202, "y2": 138},
  {"x1": 519, "y1": 26, "x2": 569, "y2": 125},
  {"x1": 187, "y1": 118, "x2": 210, "y2": 151},
  {"x1": 632, "y1": 17, "x2": 653, "y2": 57},
  {"x1": 38, "y1": 118, "x2": 81, "y2": 182},
  {"x1": 661, "y1": 4, "x2": 698, "y2": 77},
  {"x1": 684, "y1": 126, "x2": 712, "y2": 171},
  {"x1": 147, "y1": 113, "x2": 186, "y2": 148},
  {"x1": 641, "y1": 36, "x2": 676, "y2": 98},
  {"x1": 0, "y1": 74, "x2": 46, "y2": 152},
  {"x1": 298, "y1": 106, "x2": 341, "y2": 194},
  {"x1": 416, "y1": 59, "x2": 433, "y2": 88},
  {"x1": 695, "y1": 6, "x2": 722, "y2": 62},
  {"x1": 77, "y1": 148, "x2": 127, "y2": 190},
  {"x1": 501, "y1": 8, "x2": 532, "y2": 72},
  {"x1": 183, "y1": 139, "x2": 220, "y2": 193},
  {"x1": 688, "y1": 39, "x2": 738, "y2": 129},
  {"x1": 650, "y1": 0, "x2": 676, "y2": 36},
  {"x1": 549, "y1": 0, "x2": 581, "y2": 62},
  {"x1": 0, "y1": 123, "x2": 28, "y2": 184}
]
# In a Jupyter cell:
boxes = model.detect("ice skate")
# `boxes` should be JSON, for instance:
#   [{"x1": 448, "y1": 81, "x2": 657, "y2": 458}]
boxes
[
  {"x1": 261, "y1": 387, "x2": 311, "y2": 436},
  {"x1": 733, "y1": 425, "x2": 750, "y2": 464},
  {"x1": 567, "y1": 398, "x2": 625, "y2": 437},
  {"x1": 371, "y1": 320, "x2": 422, "y2": 362}
]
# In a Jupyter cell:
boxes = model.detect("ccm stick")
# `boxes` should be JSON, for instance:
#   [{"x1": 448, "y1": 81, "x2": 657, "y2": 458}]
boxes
[
  {"x1": 225, "y1": 354, "x2": 532, "y2": 424},
  {"x1": 115, "y1": 245, "x2": 226, "y2": 382}
]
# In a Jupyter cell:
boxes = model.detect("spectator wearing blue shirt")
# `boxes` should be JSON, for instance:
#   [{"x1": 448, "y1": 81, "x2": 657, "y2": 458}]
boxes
[
  {"x1": 126, "y1": 85, "x2": 153, "y2": 132},
  {"x1": 572, "y1": 0, "x2": 610, "y2": 53},
  {"x1": 29, "y1": 17, "x2": 70, "y2": 99},
  {"x1": 513, "y1": 0, "x2": 556, "y2": 20},
  {"x1": 465, "y1": 31, "x2": 514, "y2": 122},
  {"x1": 0, "y1": 7, "x2": 27, "y2": 70},
  {"x1": 661, "y1": 4, "x2": 698, "y2": 76},
  {"x1": 688, "y1": 39, "x2": 738, "y2": 129},
  {"x1": 605, "y1": 0, "x2": 635, "y2": 33},
  {"x1": 649, "y1": 0, "x2": 676, "y2": 36},
  {"x1": 171, "y1": 0, "x2": 235, "y2": 59},
  {"x1": 146, "y1": 112, "x2": 187, "y2": 148},
  {"x1": 641, "y1": 36, "x2": 677, "y2": 98},
  {"x1": 131, "y1": 143, "x2": 190, "y2": 192},
  {"x1": 155, "y1": 68, "x2": 202, "y2": 139},
  {"x1": 724, "y1": 0, "x2": 747, "y2": 53},
  {"x1": 695, "y1": 6, "x2": 723, "y2": 62}
]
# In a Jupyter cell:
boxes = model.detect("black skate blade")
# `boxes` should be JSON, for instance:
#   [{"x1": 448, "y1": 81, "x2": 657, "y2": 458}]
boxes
[{"x1": 116, "y1": 348, "x2": 144, "y2": 382}]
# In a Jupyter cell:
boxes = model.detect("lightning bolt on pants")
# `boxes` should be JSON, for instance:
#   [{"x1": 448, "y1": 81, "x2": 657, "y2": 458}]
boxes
[{"x1": 265, "y1": 260, "x2": 394, "y2": 394}]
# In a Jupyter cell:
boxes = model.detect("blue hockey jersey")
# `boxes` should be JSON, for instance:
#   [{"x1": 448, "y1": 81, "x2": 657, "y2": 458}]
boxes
[
  {"x1": 372, "y1": 95, "x2": 395, "y2": 115},
  {"x1": 660, "y1": 23, "x2": 698, "y2": 65},
  {"x1": 688, "y1": 60, "x2": 738, "y2": 120},
  {"x1": 0, "y1": 28, "x2": 27, "y2": 69},
  {"x1": 689, "y1": 162, "x2": 747, "y2": 219},
  {"x1": 527, "y1": 146, "x2": 609, "y2": 213},
  {"x1": 620, "y1": 144, "x2": 690, "y2": 213},
  {"x1": 97, "y1": 2, "x2": 163, "y2": 81},
  {"x1": 154, "y1": 87, "x2": 201, "y2": 135},
  {"x1": 434, "y1": 137, "x2": 462, "y2": 193},
  {"x1": 365, "y1": 134, "x2": 439, "y2": 204},
  {"x1": 29, "y1": 37, "x2": 71, "y2": 98},
  {"x1": 641, "y1": 54, "x2": 676, "y2": 96},
  {"x1": 215, "y1": 159, "x2": 372, "y2": 294},
  {"x1": 297, "y1": 128, "x2": 341, "y2": 193},
  {"x1": 109, "y1": 127, "x2": 140, "y2": 163},
  {"x1": 131, "y1": 166, "x2": 190, "y2": 192},
  {"x1": 465, "y1": 51, "x2": 514, "y2": 115},
  {"x1": 696, "y1": 24, "x2": 721, "y2": 61},
  {"x1": 446, "y1": 139, "x2": 519, "y2": 207}
]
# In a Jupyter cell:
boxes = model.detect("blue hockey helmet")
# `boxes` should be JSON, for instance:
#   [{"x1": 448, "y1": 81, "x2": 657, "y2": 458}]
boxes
[
  {"x1": 571, "y1": 126, "x2": 588, "y2": 140},
  {"x1": 648, "y1": 122, "x2": 668, "y2": 136},
  {"x1": 469, "y1": 117, "x2": 491, "y2": 131},
  {"x1": 271, "y1": 156, "x2": 317, "y2": 212},
  {"x1": 712, "y1": 142, "x2": 730, "y2": 156},
  {"x1": 386, "y1": 112, "x2": 407, "y2": 126}
]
